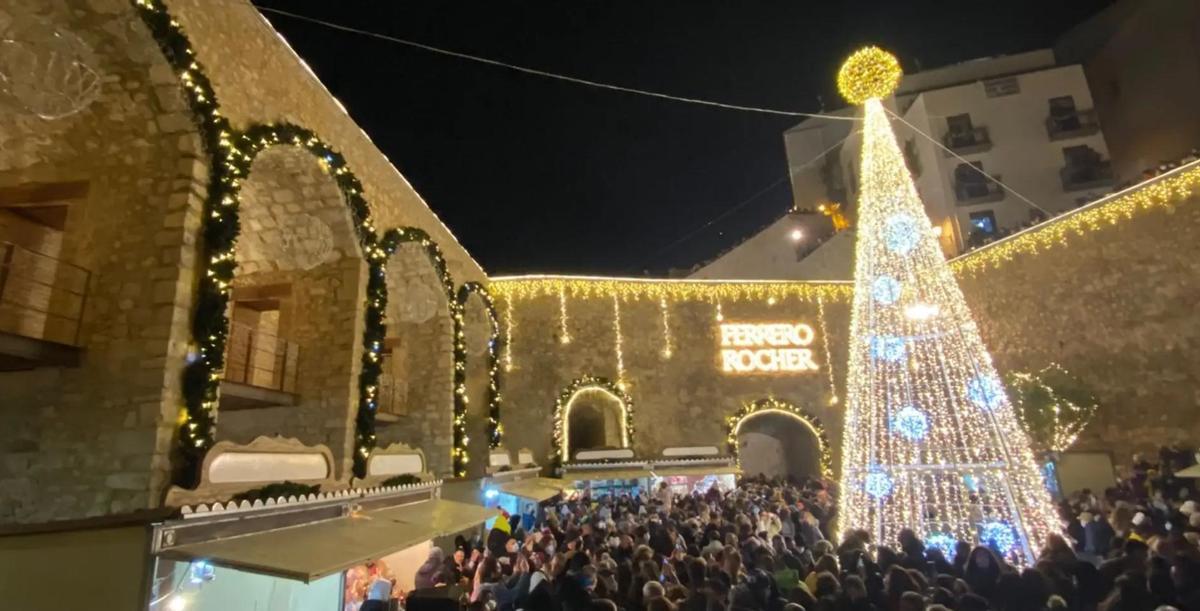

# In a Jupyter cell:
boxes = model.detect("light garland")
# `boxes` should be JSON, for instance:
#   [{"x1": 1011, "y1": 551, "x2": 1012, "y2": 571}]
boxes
[
  {"x1": 725, "y1": 397, "x2": 833, "y2": 477},
  {"x1": 454, "y1": 283, "x2": 504, "y2": 476},
  {"x1": 836, "y1": 46, "x2": 1059, "y2": 567},
  {"x1": 132, "y1": 0, "x2": 400, "y2": 480},
  {"x1": 558, "y1": 286, "x2": 572, "y2": 344},
  {"x1": 491, "y1": 276, "x2": 853, "y2": 304},
  {"x1": 1005, "y1": 363, "x2": 1098, "y2": 453},
  {"x1": 132, "y1": 0, "x2": 505, "y2": 482},
  {"x1": 612, "y1": 293, "x2": 626, "y2": 388},
  {"x1": 951, "y1": 161, "x2": 1200, "y2": 275},
  {"x1": 816, "y1": 296, "x2": 839, "y2": 405},
  {"x1": 550, "y1": 376, "x2": 635, "y2": 469},
  {"x1": 715, "y1": 301, "x2": 725, "y2": 322},
  {"x1": 502, "y1": 296, "x2": 515, "y2": 372},
  {"x1": 660, "y1": 297, "x2": 673, "y2": 358}
]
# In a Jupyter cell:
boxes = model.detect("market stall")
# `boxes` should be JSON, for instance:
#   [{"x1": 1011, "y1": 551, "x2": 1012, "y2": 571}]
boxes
[{"x1": 145, "y1": 439, "x2": 491, "y2": 611}]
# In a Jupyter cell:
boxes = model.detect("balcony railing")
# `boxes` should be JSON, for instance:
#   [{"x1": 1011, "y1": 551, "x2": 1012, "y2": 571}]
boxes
[
  {"x1": 943, "y1": 126, "x2": 993, "y2": 156},
  {"x1": 223, "y1": 321, "x2": 298, "y2": 393},
  {"x1": 1061, "y1": 161, "x2": 1115, "y2": 192},
  {"x1": 1046, "y1": 109, "x2": 1101, "y2": 141},
  {"x1": 954, "y1": 174, "x2": 1005, "y2": 205},
  {"x1": 0, "y1": 241, "x2": 90, "y2": 346}
]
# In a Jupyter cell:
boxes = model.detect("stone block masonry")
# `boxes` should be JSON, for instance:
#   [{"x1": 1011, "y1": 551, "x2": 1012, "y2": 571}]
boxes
[{"x1": 956, "y1": 191, "x2": 1200, "y2": 463}]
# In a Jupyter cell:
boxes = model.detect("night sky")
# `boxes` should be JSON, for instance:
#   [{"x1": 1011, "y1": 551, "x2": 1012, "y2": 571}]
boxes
[{"x1": 253, "y1": 0, "x2": 1113, "y2": 276}]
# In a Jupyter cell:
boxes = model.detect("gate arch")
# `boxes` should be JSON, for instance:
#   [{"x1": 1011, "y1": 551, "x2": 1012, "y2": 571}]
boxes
[
  {"x1": 551, "y1": 376, "x2": 634, "y2": 467},
  {"x1": 726, "y1": 397, "x2": 833, "y2": 477}
]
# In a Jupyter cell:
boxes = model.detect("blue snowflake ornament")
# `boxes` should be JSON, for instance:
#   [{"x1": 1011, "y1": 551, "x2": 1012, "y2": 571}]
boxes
[
  {"x1": 864, "y1": 471, "x2": 893, "y2": 499},
  {"x1": 924, "y1": 532, "x2": 958, "y2": 560},
  {"x1": 870, "y1": 335, "x2": 907, "y2": 362},
  {"x1": 979, "y1": 520, "x2": 1017, "y2": 556},
  {"x1": 966, "y1": 374, "x2": 1006, "y2": 411},
  {"x1": 891, "y1": 406, "x2": 929, "y2": 441},
  {"x1": 884, "y1": 213, "x2": 921, "y2": 255},
  {"x1": 871, "y1": 275, "x2": 902, "y2": 305}
]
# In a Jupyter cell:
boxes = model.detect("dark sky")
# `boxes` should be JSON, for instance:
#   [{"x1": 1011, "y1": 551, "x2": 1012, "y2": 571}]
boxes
[{"x1": 253, "y1": 0, "x2": 1113, "y2": 276}]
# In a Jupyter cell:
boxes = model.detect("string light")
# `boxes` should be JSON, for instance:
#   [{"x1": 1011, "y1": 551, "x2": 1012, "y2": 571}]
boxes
[
  {"x1": 715, "y1": 302, "x2": 725, "y2": 322},
  {"x1": 133, "y1": 0, "x2": 507, "y2": 480},
  {"x1": 1006, "y1": 364, "x2": 1098, "y2": 453},
  {"x1": 491, "y1": 276, "x2": 852, "y2": 304},
  {"x1": 725, "y1": 398, "x2": 833, "y2": 477},
  {"x1": 503, "y1": 296, "x2": 515, "y2": 372},
  {"x1": 836, "y1": 46, "x2": 1059, "y2": 567},
  {"x1": 612, "y1": 293, "x2": 626, "y2": 388},
  {"x1": 558, "y1": 286, "x2": 572, "y2": 344},
  {"x1": 550, "y1": 376, "x2": 634, "y2": 470},
  {"x1": 660, "y1": 297, "x2": 673, "y2": 358},
  {"x1": 952, "y1": 161, "x2": 1200, "y2": 275},
  {"x1": 816, "y1": 296, "x2": 839, "y2": 405}
]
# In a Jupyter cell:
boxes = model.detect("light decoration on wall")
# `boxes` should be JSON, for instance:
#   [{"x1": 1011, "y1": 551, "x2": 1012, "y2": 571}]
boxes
[
  {"x1": 612, "y1": 293, "x2": 626, "y2": 388},
  {"x1": 718, "y1": 322, "x2": 819, "y2": 374},
  {"x1": 835, "y1": 46, "x2": 1059, "y2": 567},
  {"x1": 454, "y1": 283, "x2": 504, "y2": 477},
  {"x1": 1005, "y1": 363, "x2": 1098, "y2": 453},
  {"x1": 725, "y1": 397, "x2": 833, "y2": 477},
  {"x1": 550, "y1": 376, "x2": 634, "y2": 470},
  {"x1": 951, "y1": 160, "x2": 1200, "y2": 275},
  {"x1": 490, "y1": 276, "x2": 853, "y2": 304},
  {"x1": 715, "y1": 302, "x2": 724, "y2": 322},
  {"x1": 817, "y1": 296, "x2": 839, "y2": 405},
  {"x1": 558, "y1": 286, "x2": 571, "y2": 344},
  {"x1": 132, "y1": 0, "x2": 500, "y2": 482},
  {"x1": 659, "y1": 297, "x2": 673, "y2": 358},
  {"x1": 502, "y1": 296, "x2": 515, "y2": 372}
]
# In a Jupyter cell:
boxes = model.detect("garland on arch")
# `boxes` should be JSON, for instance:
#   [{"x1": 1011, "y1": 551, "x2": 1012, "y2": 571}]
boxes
[
  {"x1": 550, "y1": 375, "x2": 634, "y2": 471},
  {"x1": 454, "y1": 282, "x2": 503, "y2": 465},
  {"x1": 133, "y1": 0, "x2": 387, "y2": 481},
  {"x1": 725, "y1": 397, "x2": 833, "y2": 477}
]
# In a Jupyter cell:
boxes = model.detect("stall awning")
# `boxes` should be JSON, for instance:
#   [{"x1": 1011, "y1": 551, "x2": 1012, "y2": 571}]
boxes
[
  {"x1": 652, "y1": 465, "x2": 740, "y2": 478},
  {"x1": 497, "y1": 477, "x2": 566, "y2": 502},
  {"x1": 160, "y1": 498, "x2": 491, "y2": 583},
  {"x1": 562, "y1": 469, "x2": 651, "y2": 482}
]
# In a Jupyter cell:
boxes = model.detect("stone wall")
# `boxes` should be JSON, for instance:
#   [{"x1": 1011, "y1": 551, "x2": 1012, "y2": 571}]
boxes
[
  {"x1": 0, "y1": 0, "x2": 205, "y2": 522},
  {"x1": 956, "y1": 188, "x2": 1200, "y2": 461},
  {"x1": 376, "y1": 243, "x2": 455, "y2": 477},
  {"x1": 162, "y1": 0, "x2": 484, "y2": 284},
  {"x1": 495, "y1": 287, "x2": 851, "y2": 472}
]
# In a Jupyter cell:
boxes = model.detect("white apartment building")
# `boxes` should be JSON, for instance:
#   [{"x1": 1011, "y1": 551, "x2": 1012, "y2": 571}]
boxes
[{"x1": 784, "y1": 49, "x2": 1113, "y2": 259}]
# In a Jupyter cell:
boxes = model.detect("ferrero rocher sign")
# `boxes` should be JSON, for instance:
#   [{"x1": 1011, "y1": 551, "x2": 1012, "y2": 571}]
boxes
[{"x1": 719, "y1": 322, "x2": 819, "y2": 374}]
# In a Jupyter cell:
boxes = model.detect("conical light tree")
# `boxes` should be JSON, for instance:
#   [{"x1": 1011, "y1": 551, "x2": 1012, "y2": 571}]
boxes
[{"x1": 835, "y1": 47, "x2": 1060, "y2": 566}]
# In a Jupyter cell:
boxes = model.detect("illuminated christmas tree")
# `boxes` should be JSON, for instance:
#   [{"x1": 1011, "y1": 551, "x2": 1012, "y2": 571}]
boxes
[{"x1": 835, "y1": 47, "x2": 1060, "y2": 566}]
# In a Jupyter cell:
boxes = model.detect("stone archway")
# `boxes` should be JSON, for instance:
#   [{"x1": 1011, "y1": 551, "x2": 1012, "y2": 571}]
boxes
[
  {"x1": 215, "y1": 144, "x2": 365, "y2": 477},
  {"x1": 727, "y1": 398, "x2": 833, "y2": 480},
  {"x1": 375, "y1": 241, "x2": 455, "y2": 478},
  {"x1": 552, "y1": 378, "x2": 633, "y2": 463}
]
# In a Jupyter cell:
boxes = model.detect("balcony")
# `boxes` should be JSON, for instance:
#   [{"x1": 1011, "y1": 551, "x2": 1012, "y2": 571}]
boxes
[
  {"x1": 1046, "y1": 109, "x2": 1101, "y2": 141},
  {"x1": 954, "y1": 174, "x2": 1005, "y2": 205},
  {"x1": 219, "y1": 321, "x2": 299, "y2": 409},
  {"x1": 943, "y1": 126, "x2": 993, "y2": 156},
  {"x1": 1060, "y1": 161, "x2": 1116, "y2": 192},
  {"x1": 0, "y1": 242, "x2": 88, "y2": 370}
]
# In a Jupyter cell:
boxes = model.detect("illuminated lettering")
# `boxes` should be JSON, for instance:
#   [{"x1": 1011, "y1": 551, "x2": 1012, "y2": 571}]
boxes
[{"x1": 717, "y1": 322, "x2": 821, "y2": 374}]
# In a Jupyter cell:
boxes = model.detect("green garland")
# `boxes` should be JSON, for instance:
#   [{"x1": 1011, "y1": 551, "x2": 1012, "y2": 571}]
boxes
[
  {"x1": 131, "y1": 0, "x2": 438, "y2": 482},
  {"x1": 454, "y1": 282, "x2": 503, "y2": 476},
  {"x1": 725, "y1": 397, "x2": 833, "y2": 477},
  {"x1": 550, "y1": 375, "x2": 634, "y2": 471}
]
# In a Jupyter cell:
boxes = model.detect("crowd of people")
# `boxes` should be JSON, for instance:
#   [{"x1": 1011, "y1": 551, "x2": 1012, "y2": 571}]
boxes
[{"x1": 398, "y1": 450, "x2": 1199, "y2": 611}]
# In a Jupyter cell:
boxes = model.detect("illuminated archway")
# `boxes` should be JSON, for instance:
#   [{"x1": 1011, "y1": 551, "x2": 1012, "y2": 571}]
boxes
[
  {"x1": 726, "y1": 398, "x2": 832, "y2": 477},
  {"x1": 551, "y1": 376, "x2": 634, "y2": 466}
]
